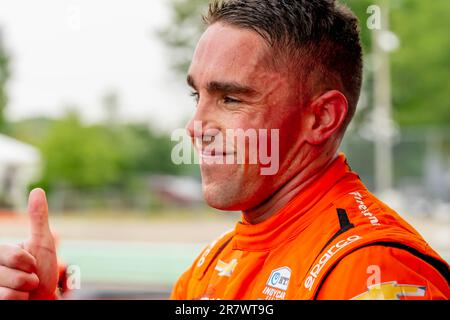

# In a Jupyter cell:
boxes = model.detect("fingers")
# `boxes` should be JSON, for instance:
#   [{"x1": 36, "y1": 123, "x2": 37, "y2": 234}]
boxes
[
  {"x1": 27, "y1": 188, "x2": 52, "y2": 242},
  {"x1": 0, "y1": 287, "x2": 30, "y2": 300},
  {"x1": 0, "y1": 266, "x2": 39, "y2": 291},
  {"x1": 0, "y1": 244, "x2": 37, "y2": 273}
]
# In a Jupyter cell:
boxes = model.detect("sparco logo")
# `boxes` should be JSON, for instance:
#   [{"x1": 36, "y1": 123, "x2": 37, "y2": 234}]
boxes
[{"x1": 304, "y1": 235, "x2": 362, "y2": 291}]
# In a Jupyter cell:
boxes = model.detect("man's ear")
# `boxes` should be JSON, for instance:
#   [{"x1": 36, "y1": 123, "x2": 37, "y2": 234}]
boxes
[{"x1": 304, "y1": 90, "x2": 348, "y2": 145}]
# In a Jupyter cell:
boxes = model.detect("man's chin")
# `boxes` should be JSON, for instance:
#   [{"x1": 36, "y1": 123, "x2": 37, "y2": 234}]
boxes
[
  {"x1": 202, "y1": 185, "x2": 244, "y2": 211},
  {"x1": 203, "y1": 193, "x2": 237, "y2": 211}
]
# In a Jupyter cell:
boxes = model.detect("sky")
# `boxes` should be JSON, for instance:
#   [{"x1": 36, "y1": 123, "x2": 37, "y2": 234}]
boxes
[{"x1": 0, "y1": 0, "x2": 194, "y2": 131}]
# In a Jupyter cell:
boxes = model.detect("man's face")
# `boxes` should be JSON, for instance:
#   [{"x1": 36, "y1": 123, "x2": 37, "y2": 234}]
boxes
[{"x1": 186, "y1": 22, "x2": 310, "y2": 211}]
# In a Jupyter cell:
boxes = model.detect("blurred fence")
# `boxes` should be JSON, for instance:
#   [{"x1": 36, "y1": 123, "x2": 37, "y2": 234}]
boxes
[
  {"x1": 45, "y1": 175, "x2": 204, "y2": 214},
  {"x1": 343, "y1": 127, "x2": 450, "y2": 218},
  {"x1": 1, "y1": 127, "x2": 449, "y2": 216}
]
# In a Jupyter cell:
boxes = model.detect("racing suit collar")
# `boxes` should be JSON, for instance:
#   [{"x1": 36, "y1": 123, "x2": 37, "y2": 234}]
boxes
[{"x1": 232, "y1": 153, "x2": 358, "y2": 251}]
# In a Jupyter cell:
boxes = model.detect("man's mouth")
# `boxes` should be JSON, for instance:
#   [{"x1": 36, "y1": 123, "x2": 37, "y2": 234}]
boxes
[
  {"x1": 199, "y1": 148, "x2": 236, "y2": 160},
  {"x1": 200, "y1": 149, "x2": 235, "y2": 157}
]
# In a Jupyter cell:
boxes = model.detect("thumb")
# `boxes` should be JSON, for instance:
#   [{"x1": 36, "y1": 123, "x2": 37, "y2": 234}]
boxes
[
  {"x1": 26, "y1": 188, "x2": 58, "y2": 300},
  {"x1": 27, "y1": 188, "x2": 52, "y2": 243}
]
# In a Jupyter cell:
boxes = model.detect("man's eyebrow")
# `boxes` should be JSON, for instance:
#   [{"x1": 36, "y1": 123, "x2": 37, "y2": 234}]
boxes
[
  {"x1": 187, "y1": 75, "x2": 259, "y2": 96},
  {"x1": 206, "y1": 81, "x2": 258, "y2": 96}
]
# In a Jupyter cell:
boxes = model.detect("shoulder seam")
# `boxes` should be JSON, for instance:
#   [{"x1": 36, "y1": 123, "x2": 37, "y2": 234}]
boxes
[{"x1": 313, "y1": 241, "x2": 450, "y2": 299}]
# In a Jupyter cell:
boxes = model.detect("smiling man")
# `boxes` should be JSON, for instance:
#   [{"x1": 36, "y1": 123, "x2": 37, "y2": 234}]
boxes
[
  {"x1": 170, "y1": 0, "x2": 450, "y2": 300},
  {"x1": 0, "y1": 0, "x2": 448, "y2": 300}
]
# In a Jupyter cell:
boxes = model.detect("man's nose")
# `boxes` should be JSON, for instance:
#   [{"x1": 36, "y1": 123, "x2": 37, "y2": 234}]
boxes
[
  {"x1": 186, "y1": 115, "x2": 200, "y2": 139},
  {"x1": 186, "y1": 117, "x2": 202, "y2": 140},
  {"x1": 186, "y1": 98, "x2": 213, "y2": 139}
]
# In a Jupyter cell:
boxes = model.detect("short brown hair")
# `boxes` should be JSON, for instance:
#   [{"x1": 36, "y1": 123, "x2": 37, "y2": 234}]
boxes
[{"x1": 204, "y1": 0, "x2": 363, "y2": 131}]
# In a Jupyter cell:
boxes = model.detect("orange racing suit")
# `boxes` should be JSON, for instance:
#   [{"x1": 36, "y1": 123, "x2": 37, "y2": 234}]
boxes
[{"x1": 170, "y1": 154, "x2": 450, "y2": 300}]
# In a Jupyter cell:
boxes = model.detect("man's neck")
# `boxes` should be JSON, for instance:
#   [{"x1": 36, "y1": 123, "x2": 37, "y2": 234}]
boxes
[{"x1": 243, "y1": 152, "x2": 338, "y2": 224}]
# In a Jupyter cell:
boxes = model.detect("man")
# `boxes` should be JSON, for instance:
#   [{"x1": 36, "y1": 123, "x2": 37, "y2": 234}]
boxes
[
  {"x1": 171, "y1": 0, "x2": 449, "y2": 300},
  {"x1": 0, "y1": 0, "x2": 448, "y2": 300}
]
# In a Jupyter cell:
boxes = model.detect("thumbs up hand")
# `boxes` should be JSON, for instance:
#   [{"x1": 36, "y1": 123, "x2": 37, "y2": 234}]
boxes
[
  {"x1": 23, "y1": 188, "x2": 58, "y2": 299},
  {"x1": 0, "y1": 188, "x2": 58, "y2": 300}
]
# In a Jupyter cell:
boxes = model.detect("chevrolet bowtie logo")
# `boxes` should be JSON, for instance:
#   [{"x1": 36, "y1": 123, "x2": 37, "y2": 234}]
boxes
[
  {"x1": 215, "y1": 259, "x2": 238, "y2": 277},
  {"x1": 352, "y1": 281, "x2": 426, "y2": 300}
]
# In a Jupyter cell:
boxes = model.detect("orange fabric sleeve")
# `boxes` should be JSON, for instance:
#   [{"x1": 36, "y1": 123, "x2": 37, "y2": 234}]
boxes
[
  {"x1": 170, "y1": 267, "x2": 193, "y2": 300},
  {"x1": 316, "y1": 246, "x2": 450, "y2": 300},
  {"x1": 170, "y1": 244, "x2": 208, "y2": 300}
]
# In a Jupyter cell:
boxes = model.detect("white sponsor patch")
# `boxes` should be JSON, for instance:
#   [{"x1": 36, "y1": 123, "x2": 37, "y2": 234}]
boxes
[
  {"x1": 197, "y1": 229, "x2": 233, "y2": 268},
  {"x1": 349, "y1": 191, "x2": 381, "y2": 226},
  {"x1": 304, "y1": 235, "x2": 363, "y2": 291},
  {"x1": 266, "y1": 266, "x2": 291, "y2": 291},
  {"x1": 261, "y1": 266, "x2": 291, "y2": 300}
]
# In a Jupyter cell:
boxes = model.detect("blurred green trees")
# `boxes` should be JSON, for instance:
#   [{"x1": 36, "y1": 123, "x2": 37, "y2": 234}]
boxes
[
  {"x1": 158, "y1": 0, "x2": 209, "y2": 74},
  {"x1": 0, "y1": 29, "x2": 10, "y2": 132},
  {"x1": 160, "y1": 0, "x2": 450, "y2": 127},
  {"x1": 11, "y1": 109, "x2": 186, "y2": 198},
  {"x1": 2, "y1": 0, "x2": 448, "y2": 206},
  {"x1": 388, "y1": 0, "x2": 450, "y2": 126},
  {"x1": 37, "y1": 112, "x2": 122, "y2": 191}
]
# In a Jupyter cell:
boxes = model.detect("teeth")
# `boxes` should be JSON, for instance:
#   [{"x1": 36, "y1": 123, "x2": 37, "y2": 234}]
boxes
[{"x1": 201, "y1": 151, "x2": 233, "y2": 157}]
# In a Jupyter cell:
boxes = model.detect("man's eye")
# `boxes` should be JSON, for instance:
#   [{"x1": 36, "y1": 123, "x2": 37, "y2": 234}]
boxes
[
  {"x1": 223, "y1": 96, "x2": 241, "y2": 104},
  {"x1": 190, "y1": 91, "x2": 199, "y2": 103}
]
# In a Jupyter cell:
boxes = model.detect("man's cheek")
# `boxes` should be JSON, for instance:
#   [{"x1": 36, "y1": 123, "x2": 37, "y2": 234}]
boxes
[{"x1": 259, "y1": 129, "x2": 280, "y2": 176}]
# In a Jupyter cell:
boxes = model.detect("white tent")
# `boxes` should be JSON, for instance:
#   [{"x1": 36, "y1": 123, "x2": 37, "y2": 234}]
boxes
[{"x1": 0, "y1": 134, "x2": 41, "y2": 211}]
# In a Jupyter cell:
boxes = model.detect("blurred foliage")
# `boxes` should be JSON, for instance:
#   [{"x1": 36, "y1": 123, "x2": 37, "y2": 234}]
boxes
[
  {"x1": 1, "y1": 0, "x2": 447, "y2": 205},
  {"x1": 0, "y1": 29, "x2": 10, "y2": 133},
  {"x1": 388, "y1": 0, "x2": 450, "y2": 126},
  {"x1": 37, "y1": 112, "x2": 122, "y2": 190},
  {"x1": 158, "y1": 0, "x2": 209, "y2": 73},
  {"x1": 159, "y1": 0, "x2": 450, "y2": 127},
  {"x1": 11, "y1": 109, "x2": 188, "y2": 195}
]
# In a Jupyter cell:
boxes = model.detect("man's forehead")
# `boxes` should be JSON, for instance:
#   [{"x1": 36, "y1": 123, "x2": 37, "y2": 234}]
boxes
[{"x1": 189, "y1": 23, "x2": 272, "y2": 82}]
